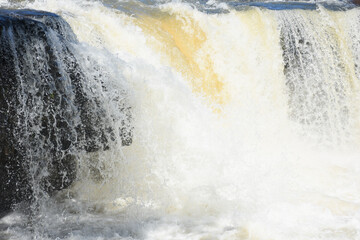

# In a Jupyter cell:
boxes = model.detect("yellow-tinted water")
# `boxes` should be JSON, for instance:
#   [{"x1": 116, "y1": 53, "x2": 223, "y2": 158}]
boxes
[{"x1": 1, "y1": 0, "x2": 360, "y2": 239}]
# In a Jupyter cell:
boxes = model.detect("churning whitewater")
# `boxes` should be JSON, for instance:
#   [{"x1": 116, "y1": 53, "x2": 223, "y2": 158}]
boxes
[{"x1": 1, "y1": 0, "x2": 360, "y2": 239}]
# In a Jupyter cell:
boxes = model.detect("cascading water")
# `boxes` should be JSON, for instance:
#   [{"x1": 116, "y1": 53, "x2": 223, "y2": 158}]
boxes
[{"x1": 0, "y1": 0, "x2": 360, "y2": 239}]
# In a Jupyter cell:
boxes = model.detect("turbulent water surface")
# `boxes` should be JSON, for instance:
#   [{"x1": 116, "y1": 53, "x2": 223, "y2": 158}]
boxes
[{"x1": 1, "y1": 0, "x2": 360, "y2": 239}]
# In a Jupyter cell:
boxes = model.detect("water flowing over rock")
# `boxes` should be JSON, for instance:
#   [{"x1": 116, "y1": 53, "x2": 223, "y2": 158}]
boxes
[
  {"x1": 0, "y1": 9, "x2": 132, "y2": 213},
  {"x1": 1, "y1": 0, "x2": 360, "y2": 239}
]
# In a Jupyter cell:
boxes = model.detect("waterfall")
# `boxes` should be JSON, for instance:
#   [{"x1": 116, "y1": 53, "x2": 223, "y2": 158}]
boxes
[
  {"x1": 0, "y1": 1, "x2": 360, "y2": 239},
  {"x1": 0, "y1": 9, "x2": 131, "y2": 213}
]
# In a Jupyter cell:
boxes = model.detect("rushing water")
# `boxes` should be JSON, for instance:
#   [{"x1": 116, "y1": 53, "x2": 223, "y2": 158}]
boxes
[{"x1": 1, "y1": 0, "x2": 360, "y2": 239}]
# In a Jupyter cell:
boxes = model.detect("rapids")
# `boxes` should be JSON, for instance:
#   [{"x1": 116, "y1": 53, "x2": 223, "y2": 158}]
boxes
[{"x1": 1, "y1": 0, "x2": 360, "y2": 239}]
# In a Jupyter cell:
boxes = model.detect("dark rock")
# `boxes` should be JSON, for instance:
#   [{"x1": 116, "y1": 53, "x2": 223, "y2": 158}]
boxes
[
  {"x1": 279, "y1": 13, "x2": 350, "y2": 139},
  {"x1": 0, "y1": 9, "x2": 131, "y2": 214}
]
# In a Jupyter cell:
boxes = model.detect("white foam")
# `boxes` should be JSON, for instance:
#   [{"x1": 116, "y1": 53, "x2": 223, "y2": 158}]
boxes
[{"x1": 2, "y1": 0, "x2": 360, "y2": 239}]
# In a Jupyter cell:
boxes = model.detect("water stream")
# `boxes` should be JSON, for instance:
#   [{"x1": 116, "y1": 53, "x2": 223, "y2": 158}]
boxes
[{"x1": 1, "y1": 0, "x2": 360, "y2": 239}]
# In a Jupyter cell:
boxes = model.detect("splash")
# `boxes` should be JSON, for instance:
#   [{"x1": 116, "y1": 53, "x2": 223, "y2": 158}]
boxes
[{"x1": 1, "y1": 0, "x2": 360, "y2": 239}]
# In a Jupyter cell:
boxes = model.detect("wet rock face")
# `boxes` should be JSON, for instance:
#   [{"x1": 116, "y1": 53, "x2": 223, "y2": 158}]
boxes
[
  {"x1": 0, "y1": 9, "x2": 79, "y2": 214},
  {"x1": 0, "y1": 9, "x2": 131, "y2": 213}
]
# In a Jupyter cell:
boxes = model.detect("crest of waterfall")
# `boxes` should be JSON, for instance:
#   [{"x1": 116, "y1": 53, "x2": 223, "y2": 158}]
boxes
[{"x1": 0, "y1": 1, "x2": 360, "y2": 240}]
